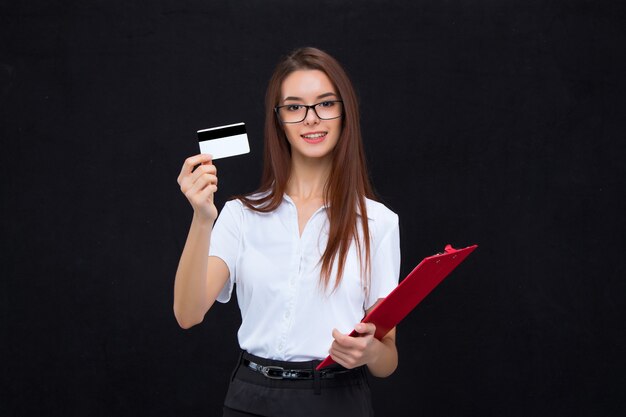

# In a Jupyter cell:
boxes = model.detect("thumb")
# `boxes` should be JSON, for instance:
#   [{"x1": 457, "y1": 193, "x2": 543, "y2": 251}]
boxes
[{"x1": 355, "y1": 322, "x2": 376, "y2": 336}]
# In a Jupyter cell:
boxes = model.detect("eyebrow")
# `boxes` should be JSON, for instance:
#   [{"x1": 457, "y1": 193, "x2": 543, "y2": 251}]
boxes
[{"x1": 283, "y1": 92, "x2": 338, "y2": 102}]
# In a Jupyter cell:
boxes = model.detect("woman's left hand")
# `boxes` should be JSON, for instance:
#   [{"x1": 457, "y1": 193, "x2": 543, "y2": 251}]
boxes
[{"x1": 329, "y1": 323, "x2": 382, "y2": 369}]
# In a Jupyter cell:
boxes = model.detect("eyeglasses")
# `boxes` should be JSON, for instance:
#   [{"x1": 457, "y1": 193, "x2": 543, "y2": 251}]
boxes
[{"x1": 274, "y1": 100, "x2": 344, "y2": 124}]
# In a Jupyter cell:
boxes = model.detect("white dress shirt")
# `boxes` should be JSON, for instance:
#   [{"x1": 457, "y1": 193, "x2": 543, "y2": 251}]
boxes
[{"x1": 209, "y1": 194, "x2": 401, "y2": 361}]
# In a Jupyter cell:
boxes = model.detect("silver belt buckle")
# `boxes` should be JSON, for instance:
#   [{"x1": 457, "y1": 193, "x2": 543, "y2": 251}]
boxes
[{"x1": 260, "y1": 365, "x2": 285, "y2": 379}]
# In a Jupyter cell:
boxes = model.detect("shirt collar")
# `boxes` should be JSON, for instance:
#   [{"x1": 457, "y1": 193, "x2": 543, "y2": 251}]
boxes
[{"x1": 282, "y1": 194, "x2": 374, "y2": 220}]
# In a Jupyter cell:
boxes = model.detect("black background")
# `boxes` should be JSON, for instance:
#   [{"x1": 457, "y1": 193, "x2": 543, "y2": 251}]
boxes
[{"x1": 2, "y1": 1, "x2": 625, "y2": 416}]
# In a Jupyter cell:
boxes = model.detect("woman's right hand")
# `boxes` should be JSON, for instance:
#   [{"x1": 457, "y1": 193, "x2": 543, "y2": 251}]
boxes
[{"x1": 177, "y1": 154, "x2": 219, "y2": 223}]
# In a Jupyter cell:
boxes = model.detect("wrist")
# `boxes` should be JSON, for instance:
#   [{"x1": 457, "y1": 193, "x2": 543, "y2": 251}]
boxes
[
  {"x1": 367, "y1": 338, "x2": 385, "y2": 366},
  {"x1": 366, "y1": 337, "x2": 397, "y2": 378},
  {"x1": 192, "y1": 212, "x2": 216, "y2": 229}
]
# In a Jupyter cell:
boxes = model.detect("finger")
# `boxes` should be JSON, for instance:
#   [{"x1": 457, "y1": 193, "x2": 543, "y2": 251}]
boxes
[
  {"x1": 186, "y1": 174, "x2": 213, "y2": 198},
  {"x1": 331, "y1": 328, "x2": 343, "y2": 341},
  {"x1": 193, "y1": 184, "x2": 217, "y2": 205},
  {"x1": 330, "y1": 351, "x2": 347, "y2": 367},
  {"x1": 196, "y1": 154, "x2": 213, "y2": 171},
  {"x1": 191, "y1": 163, "x2": 217, "y2": 184},
  {"x1": 181, "y1": 166, "x2": 217, "y2": 194},
  {"x1": 179, "y1": 154, "x2": 213, "y2": 180},
  {"x1": 330, "y1": 340, "x2": 351, "y2": 357},
  {"x1": 330, "y1": 330, "x2": 371, "y2": 365},
  {"x1": 354, "y1": 323, "x2": 376, "y2": 336},
  {"x1": 332, "y1": 328, "x2": 362, "y2": 349},
  {"x1": 329, "y1": 349, "x2": 356, "y2": 369},
  {"x1": 331, "y1": 328, "x2": 355, "y2": 346},
  {"x1": 189, "y1": 173, "x2": 218, "y2": 195},
  {"x1": 179, "y1": 155, "x2": 210, "y2": 186}
]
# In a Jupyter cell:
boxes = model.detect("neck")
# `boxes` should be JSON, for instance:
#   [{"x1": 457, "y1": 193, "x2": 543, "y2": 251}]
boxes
[{"x1": 285, "y1": 154, "x2": 332, "y2": 201}]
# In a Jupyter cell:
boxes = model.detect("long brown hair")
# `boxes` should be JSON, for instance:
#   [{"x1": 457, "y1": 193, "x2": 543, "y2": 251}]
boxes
[{"x1": 237, "y1": 47, "x2": 376, "y2": 292}]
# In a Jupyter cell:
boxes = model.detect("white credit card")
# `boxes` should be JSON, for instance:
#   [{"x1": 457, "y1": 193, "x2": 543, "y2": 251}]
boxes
[{"x1": 197, "y1": 122, "x2": 250, "y2": 160}]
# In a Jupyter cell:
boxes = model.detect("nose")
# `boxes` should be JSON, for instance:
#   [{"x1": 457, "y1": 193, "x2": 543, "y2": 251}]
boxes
[{"x1": 303, "y1": 105, "x2": 320, "y2": 125}]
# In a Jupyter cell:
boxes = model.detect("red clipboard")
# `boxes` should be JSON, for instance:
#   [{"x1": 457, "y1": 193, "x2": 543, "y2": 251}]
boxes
[{"x1": 316, "y1": 243, "x2": 478, "y2": 370}]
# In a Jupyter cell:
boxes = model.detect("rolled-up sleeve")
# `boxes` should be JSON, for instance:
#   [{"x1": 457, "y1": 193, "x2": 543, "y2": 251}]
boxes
[
  {"x1": 209, "y1": 200, "x2": 243, "y2": 303},
  {"x1": 365, "y1": 213, "x2": 401, "y2": 310}
]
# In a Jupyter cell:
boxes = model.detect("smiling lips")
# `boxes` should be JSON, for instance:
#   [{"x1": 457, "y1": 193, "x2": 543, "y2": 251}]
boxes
[{"x1": 301, "y1": 131, "x2": 327, "y2": 144}]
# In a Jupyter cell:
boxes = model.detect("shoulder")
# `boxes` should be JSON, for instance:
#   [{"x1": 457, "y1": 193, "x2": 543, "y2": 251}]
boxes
[
  {"x1": 218, "y1": 199, "x2": 246, "y2": 224},
  {"x1": 230, "y1": 189, "x2": 279, "y2": 211},
  {"x1": 223, "y1": 191, "x2": 266, "y2": 211},
  {"x1": 363, "y1": 197, "x2": 399, "y2": 226},
  {"x1": 362, "y1": 198, "x2": 399, "y2": 243},
  {"x1": 222, "y1": 191, "x2": 282, "y2": 217},
  {"x1": 222, "y1": 198, "x2": 244, "y2": 211},
  {"x1": 363, "y1": 198, "x2": 400, "y2": 253}
]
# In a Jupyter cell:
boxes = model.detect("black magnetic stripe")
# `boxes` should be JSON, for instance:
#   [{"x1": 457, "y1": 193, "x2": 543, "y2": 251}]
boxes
[{"x1": 197, "y1": 124, "x2": 246, "y2": 141}]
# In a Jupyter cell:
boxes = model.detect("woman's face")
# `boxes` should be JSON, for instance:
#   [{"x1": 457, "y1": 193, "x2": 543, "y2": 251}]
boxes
[{"x1": 279, "y1": 69, "x2": 342, "y2": 163}]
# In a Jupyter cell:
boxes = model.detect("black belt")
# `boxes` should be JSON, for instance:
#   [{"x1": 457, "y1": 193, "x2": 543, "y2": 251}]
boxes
[{"x1": 243, "y1": 358, "x2": 352, "y2": 380}]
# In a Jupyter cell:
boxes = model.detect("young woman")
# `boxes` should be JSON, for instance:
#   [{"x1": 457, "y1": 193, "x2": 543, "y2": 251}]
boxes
[{"x1": 174, "y1": 47, "x2": 401, "y2": 416}]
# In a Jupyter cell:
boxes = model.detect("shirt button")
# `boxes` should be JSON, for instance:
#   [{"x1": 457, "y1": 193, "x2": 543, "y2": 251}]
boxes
[{"x1": 285, "y1": 311, "x2": 290, "y2": 319}]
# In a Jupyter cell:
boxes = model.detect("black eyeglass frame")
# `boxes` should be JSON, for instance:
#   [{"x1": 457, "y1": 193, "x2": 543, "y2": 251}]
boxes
[{"x1": 273, "y1": 100, "x2": 344, "y2": 124}]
